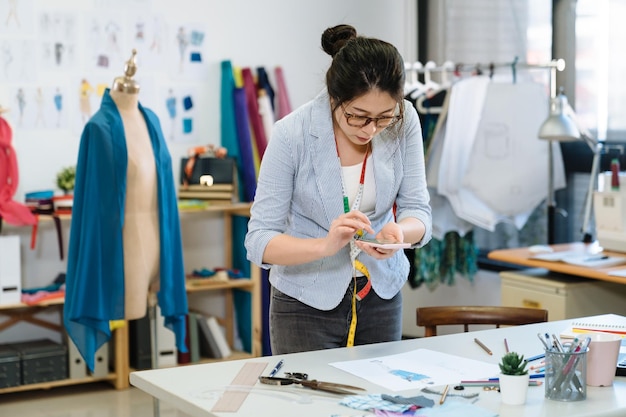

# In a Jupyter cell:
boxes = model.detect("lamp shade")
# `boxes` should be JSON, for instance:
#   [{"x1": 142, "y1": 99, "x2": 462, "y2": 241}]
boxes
[{"x1": 538, "y1": 93, "x2": 580, "y2": 142}]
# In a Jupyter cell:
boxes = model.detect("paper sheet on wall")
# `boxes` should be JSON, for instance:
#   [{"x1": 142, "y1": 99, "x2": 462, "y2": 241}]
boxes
[{"x1": 329, "y1": 349, "x2": 498, "y2": 392}]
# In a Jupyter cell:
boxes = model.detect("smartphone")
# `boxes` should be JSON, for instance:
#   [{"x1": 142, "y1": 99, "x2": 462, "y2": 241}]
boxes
[{"x1": 357, "y1": 238, "x2": 411, "y2": 249}]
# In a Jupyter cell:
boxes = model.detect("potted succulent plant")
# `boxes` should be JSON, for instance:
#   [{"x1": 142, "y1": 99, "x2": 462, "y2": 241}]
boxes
[{"x1": 498, "y1": 352, "x2": 530, "y2": 405}]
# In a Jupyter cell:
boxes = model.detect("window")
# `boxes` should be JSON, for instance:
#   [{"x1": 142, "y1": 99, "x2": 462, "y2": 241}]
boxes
[{"x1": 575, "y1": 0, "x2": 626, "y2": 141}]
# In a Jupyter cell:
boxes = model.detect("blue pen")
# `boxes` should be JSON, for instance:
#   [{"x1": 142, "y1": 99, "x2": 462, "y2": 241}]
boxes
[
  {"x1": 525, "y1": 353, "x2": 545, "y2": 362},
  {"x1": 544, "y1": 333, "x2": 552, "y2": 350},
  {"x1": 268, "y1": 359, "x2": 284, "y2": 377}
]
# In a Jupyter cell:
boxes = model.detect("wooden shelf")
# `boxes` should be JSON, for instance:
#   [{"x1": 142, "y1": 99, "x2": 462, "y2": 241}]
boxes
[
  {"x1": 185, "y1": 278, "x2": 255, "y2": 293},
  {"x1": 0, "y1": 373, "x2": 118, "y2": 394},
  {"x1": 180, "y1": 201, "x2": 261, "y2": 358},
  {"x1": 0, "y1": 298, "x2": 64, "y2": 311}
]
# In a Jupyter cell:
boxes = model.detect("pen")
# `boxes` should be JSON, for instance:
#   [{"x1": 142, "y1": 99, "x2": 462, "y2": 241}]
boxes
[
  {"x1": 460, "y1": 380, "x2": 542, "y2": 387},
  {"x1": 504, "y1": 338, "x2": 509, "y2": 353},
  {"x1": 552, "y1": 334, "x2": 564, "y2": 352},
  {"x1": 525, "y1": 353, "x2": 545, "y2": 362},
  {"x1": 583, "y1": 255, "x2": 609, "y2": 262},
  {"x1": 489, "y1": 374, "x2": 544, "y2": 381},
  {"x1": 566, "y1": 337, "x2": 580, "y2": 353},
  {"x1": 474, "y1": 338, "x2": 492, "y2": 355},
  {"x1": 268, "y1": 359, "x2": 284, "y2": 377},
  {"x1": 544, "y1": 333, "x2": 552, "y2": 349},
  {"x1": 439, "y1": 384, "x2": 449, "y2": 405},
  {"x1": 537, "y1": 332, "x2": 550, "y2": 350}
]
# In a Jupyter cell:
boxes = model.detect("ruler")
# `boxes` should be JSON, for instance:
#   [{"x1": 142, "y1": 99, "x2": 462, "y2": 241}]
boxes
[{"x1": 211, "y1": 362, "x2": 268, "y2": 412}]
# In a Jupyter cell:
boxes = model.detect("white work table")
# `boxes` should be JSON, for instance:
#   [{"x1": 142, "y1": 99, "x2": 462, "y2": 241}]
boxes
[{"x1": 130, "y1": 314, "x2": 626, "y2": 417}]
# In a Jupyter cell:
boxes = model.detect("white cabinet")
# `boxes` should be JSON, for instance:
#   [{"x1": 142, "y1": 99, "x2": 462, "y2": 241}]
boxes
[{"x1": 500, "y1": 269, "x2": 626, "y2": 321}]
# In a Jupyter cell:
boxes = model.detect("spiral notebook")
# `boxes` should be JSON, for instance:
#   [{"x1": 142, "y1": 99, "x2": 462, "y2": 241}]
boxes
[{"x1": 560, "y1": 321, "x2": 626, "y2": 339}]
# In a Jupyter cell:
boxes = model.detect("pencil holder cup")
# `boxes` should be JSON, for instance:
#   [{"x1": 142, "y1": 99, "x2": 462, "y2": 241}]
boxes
[{"x1": 544, "y1": 348, "x2": 587, "y2": 402}]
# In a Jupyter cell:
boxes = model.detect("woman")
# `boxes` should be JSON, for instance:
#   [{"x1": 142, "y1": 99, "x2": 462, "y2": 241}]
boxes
[{"x1": 245, "y1": 24, "x2": 432, "y2": 354}]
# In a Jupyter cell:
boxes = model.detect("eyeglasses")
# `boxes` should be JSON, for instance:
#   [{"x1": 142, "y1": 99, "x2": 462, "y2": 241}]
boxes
[{"x1": 342, "y1": 106, "x2": 401, "y2": 129}]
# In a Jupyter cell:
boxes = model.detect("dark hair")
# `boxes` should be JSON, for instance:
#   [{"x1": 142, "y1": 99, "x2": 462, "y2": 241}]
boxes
[{"x1": 321, "y1": 24, "x2": 405, "y2": 117}]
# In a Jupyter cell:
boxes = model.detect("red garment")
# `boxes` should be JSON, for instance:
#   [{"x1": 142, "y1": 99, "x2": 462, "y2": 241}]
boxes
[
  {"x1": 275, "y1": 66, "x2": 292, "y2": 120},
  {"x1": 0, "y1": 117, "x2": 36, "y2": 226},
  {"x1": 242, "y1": 68, "x2": 268, "y2": 160}
]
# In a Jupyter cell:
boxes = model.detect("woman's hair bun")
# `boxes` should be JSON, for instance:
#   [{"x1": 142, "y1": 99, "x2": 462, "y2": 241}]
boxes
[{"x1": 321, "y1": 24, "x2": 357, "y2": 57}]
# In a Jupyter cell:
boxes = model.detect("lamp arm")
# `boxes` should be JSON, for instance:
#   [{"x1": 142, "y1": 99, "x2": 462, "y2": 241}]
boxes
[
  {"x1": 581, "y1": 142, "x2": 603, "y2": 243},
  {"x1": 580, "y1": 131, "x2": 598, "y2": 152}
]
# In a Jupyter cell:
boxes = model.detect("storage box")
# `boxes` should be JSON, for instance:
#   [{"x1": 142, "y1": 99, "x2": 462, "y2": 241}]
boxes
[
  {"x1": 0, "y1": 235, "x2": 21, "y2": 306},
  {"x1": 10, "y1": 339, "x2": 68, "y2": 385},
  {"x1": 0, "y1": 344, "x2": 20, "y2": 388},
  {"x1": 66, "y1": 336, "x2": 87, "y2": 379},
  {"x1": 500, "y1": 269, "x2": 626, "y2": 321}
]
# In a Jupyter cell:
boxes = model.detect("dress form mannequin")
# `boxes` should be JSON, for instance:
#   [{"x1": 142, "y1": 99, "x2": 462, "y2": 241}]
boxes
[{"x1": 111, "y1": 50, "x2": 160, "y2": 319}]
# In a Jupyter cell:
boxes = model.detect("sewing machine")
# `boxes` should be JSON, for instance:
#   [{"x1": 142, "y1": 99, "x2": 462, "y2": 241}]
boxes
[{"x1": 594, "y1": 172, "x2": 626, "y2": 253}]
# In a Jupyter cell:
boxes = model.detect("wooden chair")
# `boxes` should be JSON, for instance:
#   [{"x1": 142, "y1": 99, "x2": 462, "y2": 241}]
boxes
[{"x1": 416, "y1": 306, "x2": 548, "y2": 337}]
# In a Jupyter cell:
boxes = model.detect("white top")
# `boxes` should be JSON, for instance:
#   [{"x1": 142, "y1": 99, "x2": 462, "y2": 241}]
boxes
[
  {"x1": 131, "y1": 314, "x2": 626, "y2": 417},
  {"x1": 342, "y1": 155, "x2": 376, "y2": 215}
]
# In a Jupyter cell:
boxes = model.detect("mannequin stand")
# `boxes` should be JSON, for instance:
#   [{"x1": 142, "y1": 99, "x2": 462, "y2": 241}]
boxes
[{"x1": 148, "y1": 293, "x2": 160, "y2": 417}]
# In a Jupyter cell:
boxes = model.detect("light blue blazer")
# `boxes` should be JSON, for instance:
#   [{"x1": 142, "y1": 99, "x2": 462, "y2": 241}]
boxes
[{"x1": 245, "y1": 90, "x2": 432, "y2": 310}]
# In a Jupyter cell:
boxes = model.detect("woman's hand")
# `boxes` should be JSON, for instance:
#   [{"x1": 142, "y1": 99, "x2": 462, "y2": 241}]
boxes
[
  {"x1": 355, "y1": 222, "x2": 405, "y2": 260},
  {"x1": 323, "y1": 210, "x2": 374, "y2": 257}
]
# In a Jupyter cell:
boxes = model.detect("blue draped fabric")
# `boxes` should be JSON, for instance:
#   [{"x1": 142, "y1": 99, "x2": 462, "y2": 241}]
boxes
[{"x1": 64, "y1": 89, "x2": 188, "y2": 371}]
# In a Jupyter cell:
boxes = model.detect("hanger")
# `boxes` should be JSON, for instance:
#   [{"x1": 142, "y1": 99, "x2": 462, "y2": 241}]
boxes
[
  {"x1": 404, "y1": 62, "x2": 424, "y2": 96},
  {"x1": 440, "y1": 61, "x2": 454, "y2": 87},
  {"x1": 415, "y1": 61, "x2": 445, "y2": 113},
  {"x1": 411, "y1": 61, "x2": 440, "y2": 100}
]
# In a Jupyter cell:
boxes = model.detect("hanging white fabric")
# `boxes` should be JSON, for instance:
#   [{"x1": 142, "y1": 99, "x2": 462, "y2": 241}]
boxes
[
  {"x1": 435, "y1": 76, "x2": 567, "y2": 232},
  {"x1": 462, "y1": 81, "x2": 566, "y2": 221},
  {"x1": 436, "y1": 76, "x2": 493, "y2": 229}
]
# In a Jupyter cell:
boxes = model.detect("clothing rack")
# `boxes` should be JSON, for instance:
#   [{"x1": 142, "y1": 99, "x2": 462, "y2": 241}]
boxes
[
  {"x1": 405, "y1": 58, "x2": 565, "y2": 74},
  {"x1": 404, "y1": 59, "x2": 565, "y2": 85}
]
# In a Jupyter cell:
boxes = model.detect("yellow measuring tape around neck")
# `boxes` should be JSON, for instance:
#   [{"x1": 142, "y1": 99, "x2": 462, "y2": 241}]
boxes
[{"x1": 347, "y1": 260, "x2": 370, "y2": 347}]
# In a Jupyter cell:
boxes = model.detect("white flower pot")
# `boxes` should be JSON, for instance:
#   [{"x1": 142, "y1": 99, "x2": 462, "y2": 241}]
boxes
[{"x1": 499, "y1": 373, "x2": 530, "y2": 405}]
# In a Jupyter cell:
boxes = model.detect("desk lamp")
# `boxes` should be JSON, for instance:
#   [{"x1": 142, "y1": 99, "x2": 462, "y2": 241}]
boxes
[{"x1": 538, "y1": 60, "x2": 604, "y2": 244}]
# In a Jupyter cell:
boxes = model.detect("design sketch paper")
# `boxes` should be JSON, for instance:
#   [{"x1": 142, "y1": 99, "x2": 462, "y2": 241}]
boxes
[
  {"x1": 169, "y1": 22, "x2": 207, "y2": 79},
  {"x1": 0, "y1": 0, "x2": 35, "y2": 35},
  {"x1": 38, "y1": 11, "x2": 79, "y2": 71},
  {"x1": 9, "y1": 85, "x2": 68, "y2": 130},
  {"x1": 330, "y1": 349, "x2": 498, "y2": 392},
  {"x1": 155, "y1": 85, "x2": 198, "y2": 143}
]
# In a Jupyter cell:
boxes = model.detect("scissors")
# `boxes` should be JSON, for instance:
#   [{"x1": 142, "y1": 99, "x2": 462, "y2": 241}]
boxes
[{"x1": 258, "y1": 376, "x2": 365, "y2": 395}]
